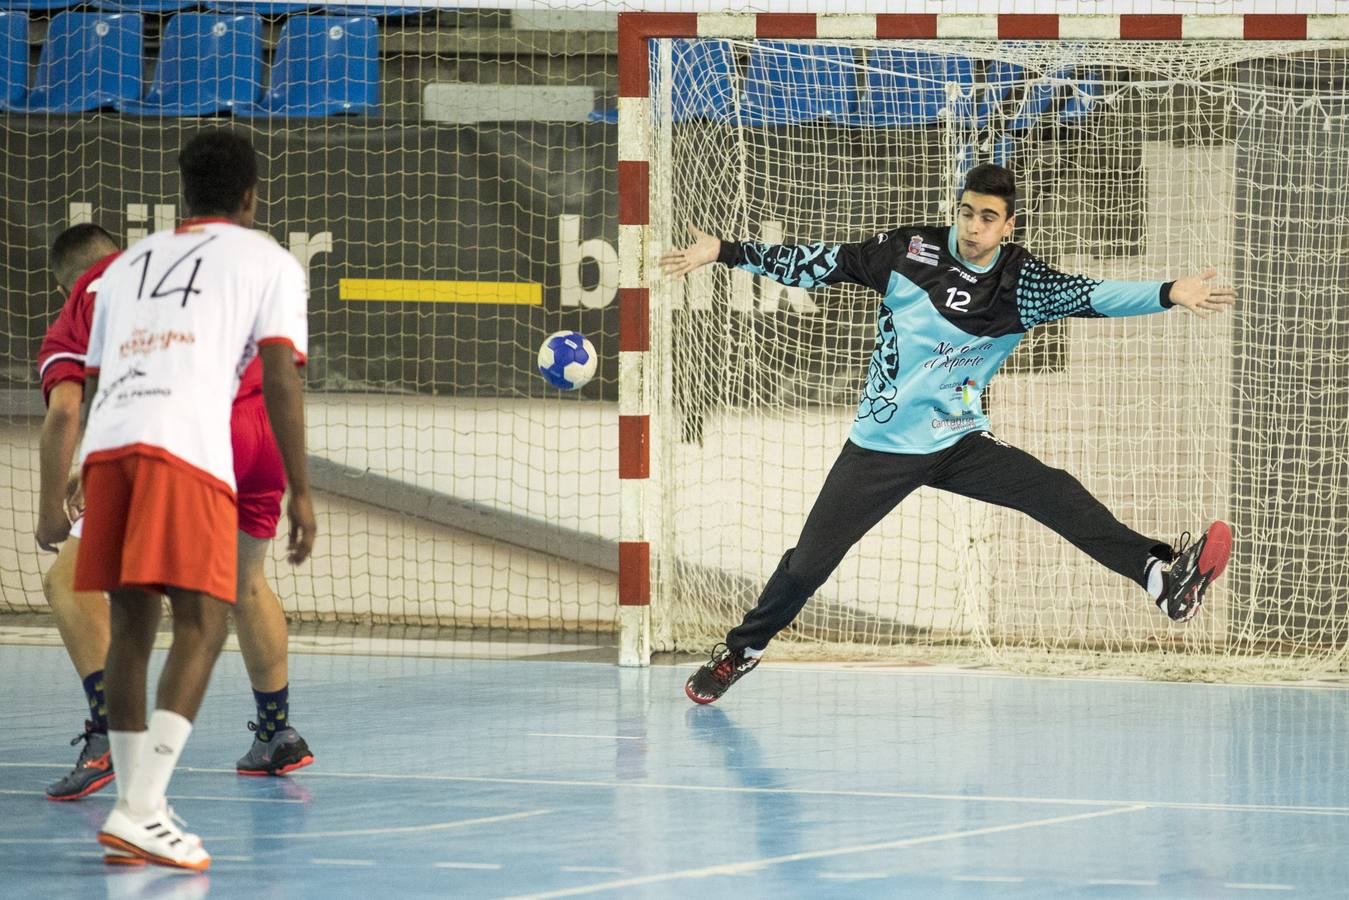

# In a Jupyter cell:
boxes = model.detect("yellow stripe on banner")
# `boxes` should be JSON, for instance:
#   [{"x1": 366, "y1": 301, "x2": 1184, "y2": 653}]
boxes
[{"x1": 339, "y1": 279, "x2": 543, "y2": 305}]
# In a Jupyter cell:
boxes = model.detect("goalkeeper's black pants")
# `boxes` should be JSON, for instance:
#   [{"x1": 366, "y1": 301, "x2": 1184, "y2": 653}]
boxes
[{"x1": 726, "y1": 431, "x2": 1172, "y2": 654}]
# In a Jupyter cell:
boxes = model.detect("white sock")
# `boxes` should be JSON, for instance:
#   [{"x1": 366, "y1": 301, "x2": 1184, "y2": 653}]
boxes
[
  {"x1": 741, "y1": 646, "x2": 764, "y2": 660},
  {"x1": 1145, "y1": 556, "x2": 1166, "y2": 601},
  {"x1": 125, "y1": 710, "x2": 193, "y2": 816},
  {"x1": 107, "y1": 730, "x2": 146, "y2": 805}
]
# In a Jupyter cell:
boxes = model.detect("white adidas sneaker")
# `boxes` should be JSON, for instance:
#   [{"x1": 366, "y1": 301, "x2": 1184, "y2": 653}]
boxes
[{"x1": 97, "y1": 802, "x2": 210, "y2": 871}]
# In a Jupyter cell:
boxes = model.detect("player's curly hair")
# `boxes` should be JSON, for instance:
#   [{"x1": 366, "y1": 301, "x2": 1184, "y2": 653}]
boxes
[
  {"x1": 962, "y1": 163, "x2": 1016, "y2": 217},
  {"x1": 178, "y1": 129, "x2": 259, "y2": 217}
]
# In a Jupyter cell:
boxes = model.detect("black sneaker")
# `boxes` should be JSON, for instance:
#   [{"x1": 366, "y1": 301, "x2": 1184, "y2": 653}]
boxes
[
  {"x1": 236, "y1": 722, "x2": 314, "y2": 776},
  {"x1": 1157, "y1": 521, "x2": 1232, "y2": 623},
  {"x1": 684, "y1": 643, "x2": 759, "y2": 705},
  {"x1": 46, "y1": 721, "x2": 115, "y2": 801}
]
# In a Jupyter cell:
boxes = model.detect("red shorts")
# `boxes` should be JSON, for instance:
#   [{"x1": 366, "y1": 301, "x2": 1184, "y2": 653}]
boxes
[
  {"x1": 75, "y1": 446, "x2": 237, "y2": 603},
  {"x1": 232, "y1": 394, "x2": 286, "y2": 540}
]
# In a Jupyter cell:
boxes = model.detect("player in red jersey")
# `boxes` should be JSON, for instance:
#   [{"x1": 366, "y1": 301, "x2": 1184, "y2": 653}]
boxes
[{"x1": 36, "y1": 221, "x2": 314, "y2": 805}]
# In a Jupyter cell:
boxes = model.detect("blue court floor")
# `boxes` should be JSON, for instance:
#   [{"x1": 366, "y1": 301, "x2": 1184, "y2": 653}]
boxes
[{"x1": 0, "y1": 641, "x2": 1346, "y2": 899}]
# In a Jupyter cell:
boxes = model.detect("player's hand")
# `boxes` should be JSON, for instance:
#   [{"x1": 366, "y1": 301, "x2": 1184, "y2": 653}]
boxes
[
  {"x1": 1169, "y1": 268, "x2": 1237, "y2": 318},
  {"x1": 35, "y1": 505, "x2": 71, "y2": 553},
  {"x1": 658, "y1": 223, "x2": 722, "y2": 278},
  {"x1": 64, "y1": 473, "x2": 85, "y2": 524},
  {"x1": 285, "y1": 490, "x2": 317, "y2": 565}
]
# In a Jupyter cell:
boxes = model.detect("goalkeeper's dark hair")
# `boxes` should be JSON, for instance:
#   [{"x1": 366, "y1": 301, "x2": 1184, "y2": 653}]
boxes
[
  {"x1": 962, "y1": 163, "x2": 1017, "y2": 217},
  {"x1": 178, "y1": 128, "x2": 258, "y2": 218},
  {"x1": 50, "y1": 223, "x2": 117, "y2": 291}
]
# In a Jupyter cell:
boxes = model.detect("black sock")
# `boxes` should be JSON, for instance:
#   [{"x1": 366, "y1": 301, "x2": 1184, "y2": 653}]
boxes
[
  {"x1": 252, "y1": 685, "x2": 290, "y2": 742},
  {"x1": 82, "y1": 670, "x2": 108, "y2": 733}
]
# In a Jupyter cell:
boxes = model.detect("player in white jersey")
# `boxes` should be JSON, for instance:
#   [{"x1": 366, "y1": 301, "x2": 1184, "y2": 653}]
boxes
[{"x1": 75, "y1": 129, "x2": 315, "y2": 870}]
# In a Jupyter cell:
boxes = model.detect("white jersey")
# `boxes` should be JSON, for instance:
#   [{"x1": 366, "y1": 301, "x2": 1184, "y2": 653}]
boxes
[{"x1": 82, "y1": 220, "x2": 308, "y2": 492}]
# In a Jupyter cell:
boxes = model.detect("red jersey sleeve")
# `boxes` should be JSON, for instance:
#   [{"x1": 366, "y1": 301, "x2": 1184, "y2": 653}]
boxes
[{"x1": 37, "y1": 252, "x2": 121, "y2": 406}]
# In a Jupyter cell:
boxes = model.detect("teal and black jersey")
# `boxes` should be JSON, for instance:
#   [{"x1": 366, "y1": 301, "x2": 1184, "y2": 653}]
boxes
[{"x1": 717, "y1": 225, "x2": 1175, "y2": 454}]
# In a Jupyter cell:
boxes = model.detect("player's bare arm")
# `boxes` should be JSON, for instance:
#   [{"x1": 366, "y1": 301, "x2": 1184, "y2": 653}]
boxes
[
  {"x1": 658, "y1": 223, "x2": 722, "y2": 277},
  {"x1": 259, "y1": 341, "x2": 316, "y2": 565},
  {"x1": 1167, "y1": 267, "x2": 1238, "y2": 317},
  {"x1": 35, "y1": 381, "x2": 82, "y2": 551}
]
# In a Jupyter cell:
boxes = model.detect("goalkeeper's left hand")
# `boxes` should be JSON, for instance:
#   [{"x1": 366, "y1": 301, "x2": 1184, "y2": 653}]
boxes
[
  {"x1": 1169, "y1": 268, "x2": 1237, "y2": 318},
  {"x1": 659, "y1": 223, "x2": 723, "y2": 278}
]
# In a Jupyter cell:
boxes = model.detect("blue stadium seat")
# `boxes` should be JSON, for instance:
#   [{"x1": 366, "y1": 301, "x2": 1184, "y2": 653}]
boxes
[
  {"x1": 233, "y1": 14, "x2": 377, "y2": 117},
  {"x1": 118, "y1": 13, "x2": 262, "y2": 116},
  {"x1": 322, "y1": 4, "x2": 424, "y2": 14},
  {"x1": 1061, "y1": 72, "x2": 1103, "y2": 122},
  {"x1": 0, "y1": 11, "x2": 27, "y2": 107},
  {"x1": 740, "y1": 42, "x2": 856, "y2": 125},
  {"x1": 587, "y1": 107, "x2": 616, "y2": 124},
  {"x1": 0, "y1": 1, "x2": 76, "y2": 11},
  {"x1": 668, "y1": 39, "x2": 736, "y2": 122},
  {"x1": 1, "y1": 11, "x2": 142, "y2": 113},
  {"x1": 850, "y1": 49, "x2": 972, "y2": 128},
  {"x1": 969, "y1": 61, "x2": 1060, "y2": 132},
  {"x1": 206, "y1": 2, "x2": 311, "y2": 13},
  {"x1": 93, "y1": 2, "x2": 198, "y2": 12}
]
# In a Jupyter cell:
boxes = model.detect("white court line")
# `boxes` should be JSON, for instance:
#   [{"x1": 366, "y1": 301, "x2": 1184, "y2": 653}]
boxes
[
  {"x1": 147, "y1": 766, "x2": 1349, "y2": 819},
  {"x1": 435, "y1": 862, "x2": 503, "y2": 870},
  {"x1": 0, "y1": 787, "x2": 302, "y2": 805},
  {"x1": 1088, "y1": 879, "x2": 1159, "y2": 886},
  {"x1": 1224, "y1": 884, "x2": 1295, "y2": 892},
  {"x1": 527, "y1": 733, "x2": 644, "y2": 741},
  {"x1": 310, "y1": 858, "x2": 375, "y2": 866},
  {"x1": 208, "y1": 809, "x2": 554, "y2": 842},
  {"x1": 505, "y1": 805, "x2": 1149, "y2": 899},
  {"x1": 559, "y1": 866, "x2": 623, "y2": 873},
  {"x1": 953, "y1": 875, "x2": 1025, "y2": 883},
  {"x1": 0, "y1": 809, "x2": 554, "y2": 846}
]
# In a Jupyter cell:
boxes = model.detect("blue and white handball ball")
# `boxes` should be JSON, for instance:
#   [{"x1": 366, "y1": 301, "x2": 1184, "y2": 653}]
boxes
[{"x1": 537, "y1": 330, "x2": 597, "y2": 391}]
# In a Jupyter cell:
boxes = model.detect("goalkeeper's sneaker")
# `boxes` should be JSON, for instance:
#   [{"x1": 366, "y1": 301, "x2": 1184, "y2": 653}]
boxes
[
  {"x1": 1158, "y1": 521, "x2": 1233, "y2": 623},
  {"x1": 236, "y1": 723, "x2": 314, "y2": 776},
  {"x1": 46, "y1": 722, "x2": 115, "y2": 801},
  {"x1": 98, "y1": 803, "x2": 210, "y2": 871},
  {"x1": 685, "y1": 644, "x2": 759, "y2": 705}
]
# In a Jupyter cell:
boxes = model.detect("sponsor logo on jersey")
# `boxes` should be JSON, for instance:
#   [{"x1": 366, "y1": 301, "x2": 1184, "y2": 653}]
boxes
[
  {"x1": 906, "y1": 235, "x2": 940, "y2": 267},
  {"x1": 948, "y1": 265, "x2": 978, "y2": 284}
]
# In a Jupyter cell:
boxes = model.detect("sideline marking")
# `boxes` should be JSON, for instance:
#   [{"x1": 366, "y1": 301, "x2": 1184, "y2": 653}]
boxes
[
  {"x1": 505, "y1": 805, "x2": 1148, "y2": 899},
  {"x1": 527, "y1": 733, "x2": 643, "y2": 741},
  {"x1": 0, "y1": 787, "x2": 301, "y2": 805},
  {"x1": 0, "y1": 809, "x2": 553, "y2": 845}
]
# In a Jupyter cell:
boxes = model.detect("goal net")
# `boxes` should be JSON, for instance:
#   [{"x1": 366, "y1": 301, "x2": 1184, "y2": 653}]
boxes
[
  {"x1": 644, "y1": 35, "x2": 1349, "y2": 680},
  {"x1": 0, "y1": 8, "x2": 621, "y2": 650}
]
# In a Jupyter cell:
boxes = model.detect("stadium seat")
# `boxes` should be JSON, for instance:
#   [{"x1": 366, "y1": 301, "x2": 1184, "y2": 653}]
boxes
[
  {"x1": 93, "y1": 1, "x2": 198, "y2": 12},
  {"x1": 322, "y1": 4, "x2": 425, "y2": 15},
  {"x1": 668, "y1": 39, "x2": 736, "y2": 122},
  {"x1": 587, "y1": 107, "x2": 616, "y2": 124},
  {"x1": 118, "y1": 13, "x2": 262, "y2": 116},
  {"x1": 233, "y1": 14, "x2": 377, "y2": 117},
  {"x1": 969, "y1": 60, "x2": 1060, "y2": 132},
  {"x1": 850, "y1": 49, "x2": 973, "y2": 128},
  {"x1": 1061, "y1": 72, "x2": 1103, "y2": 122},
  {"x1": 0, "y1": 12, "x2": 27, "y2": 107},
  {"x1": 739, "y1": 42, "x2": 856, "y2": 125},
  {"x1": 206, "y1": 2, "x2": 312, "y2": 13},
  {"x1": 1, "y1": 12, "x2": 142, "y2": 113},
  {"x1": 0, "y1": 1, "x2": 76, "y2": 11}
]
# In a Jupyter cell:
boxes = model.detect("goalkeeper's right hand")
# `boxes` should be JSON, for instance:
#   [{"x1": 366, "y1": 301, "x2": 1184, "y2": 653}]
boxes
[{"x1": 659, "y1": 223, "x2": 722, "y2": 278}]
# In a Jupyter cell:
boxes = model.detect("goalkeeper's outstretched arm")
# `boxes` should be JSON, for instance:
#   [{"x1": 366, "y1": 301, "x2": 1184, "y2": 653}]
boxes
[{"x1": 659, "y1": 223, "x2": 894, "y2": 293}]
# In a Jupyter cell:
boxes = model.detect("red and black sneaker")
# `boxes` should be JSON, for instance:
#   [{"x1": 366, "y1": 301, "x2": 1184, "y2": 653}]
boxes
[
  {"x1": 1157, "y1": 521, "x2": 1232, "y2": 623},
  {"x1": 685, "y1": 643, "x2": 759, "y2": 705}
]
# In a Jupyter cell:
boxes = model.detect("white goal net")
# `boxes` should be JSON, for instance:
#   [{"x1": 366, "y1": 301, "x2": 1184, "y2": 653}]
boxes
[{"x1": 645, "y1": 36, "x2": 1349, "y2": 680}]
